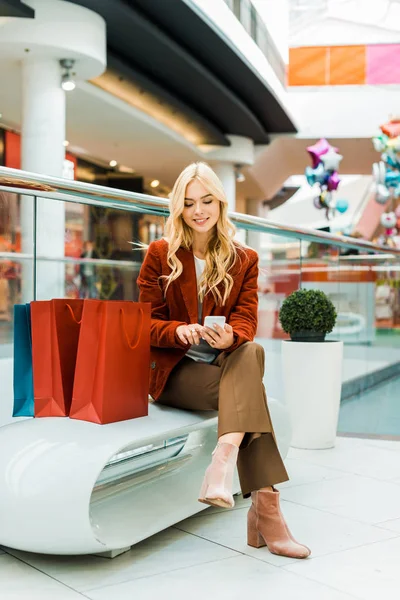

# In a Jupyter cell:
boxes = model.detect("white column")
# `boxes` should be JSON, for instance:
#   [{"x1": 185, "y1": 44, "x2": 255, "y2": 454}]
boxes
[
  {"x1": 200, "y1": 135, "x2": 255, "y2": 244},
  {"x1": 246, "y1": 198, "x2": 264, "y2": 253},
  {"x1": 21, "y1": 59, "x2": 66, "y2": 301},
  {"x1": 212, "y1": 162, "x2": 236, "y2": 212}
]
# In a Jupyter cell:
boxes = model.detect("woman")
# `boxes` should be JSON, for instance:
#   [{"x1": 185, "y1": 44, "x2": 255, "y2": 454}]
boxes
[{"x1": 137, "y1": 162, "x2": 310, "y2": 559}]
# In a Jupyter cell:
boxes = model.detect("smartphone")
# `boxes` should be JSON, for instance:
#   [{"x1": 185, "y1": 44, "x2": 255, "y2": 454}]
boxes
[{"x1": 203, "y1": 315, "x2": 226, "y2": 331}]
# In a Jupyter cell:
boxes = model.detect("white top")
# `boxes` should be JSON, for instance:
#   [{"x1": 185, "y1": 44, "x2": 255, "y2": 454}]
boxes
[{"x1": 185, "y1": 256, "x2": 220, "y2": 364}]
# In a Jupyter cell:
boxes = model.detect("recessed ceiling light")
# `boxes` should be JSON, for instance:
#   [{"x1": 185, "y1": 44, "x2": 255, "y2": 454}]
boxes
[
  {"x1": 109, "y1": 160, "x2": 117, "y2": 167},
  {"x1": 150, "y1": 179, "x2": 160, "y2": 188}
]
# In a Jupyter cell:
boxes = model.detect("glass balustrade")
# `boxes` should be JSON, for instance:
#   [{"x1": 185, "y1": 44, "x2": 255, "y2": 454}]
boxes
[{"x1": 1, "y1": 166, "x2": 400, "y2": 444}]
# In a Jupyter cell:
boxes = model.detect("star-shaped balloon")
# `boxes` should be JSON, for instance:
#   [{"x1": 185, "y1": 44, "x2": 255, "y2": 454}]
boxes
[
  {"x1": 327, "y1": 172, "x2": 340, "y2": 191},
  {"x1": 321, "y1": 149, "x2": 343, "y2": 172},
  {"x1": 306, "y1": 138, "x2": 338, "y2": 168}
]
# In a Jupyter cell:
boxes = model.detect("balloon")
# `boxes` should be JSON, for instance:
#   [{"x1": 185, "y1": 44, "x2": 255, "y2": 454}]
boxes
[
  {"x1": 372, "y1": 135, "x2": 388, "y2": 152},
  {"x1": 305, "y1": 163, "x2": 326, "y2": 186},
  {"x1": 336, "y1": 199, "x2": 349, "y2": 213},
  {"x1": 382, "y1": 152, "x2": 400, "y2": 170},
  {"x1": 321, "y1": 149, "x2": 343, "y2": 172},
  {"x1": 381, "y1": 212, "x2": 397, "y2": 228},
  {"x1": 386, "y1": 137, "x2": 400, "y2": 152},
  {"x1": 375, "y1": 183, "x2": 390, "y2": 204},
  {"x1": 372, "y1": 162, "x2": 380, "y2": 184},
  {"x1": 385, "y1": 169, "x2": 400, "y2": 188},
  {"x1": 313, "y1": 196, "x2": 323, "y2": 209},
  {"x1": 306, "y1": 138, "x2": 338, "y2": 168},
  {"x1": 305, "y1": 166, "x2": 317, "y2": 186},
  {"x1": 379, "y1": 161, "x2": 387, "y2": 184},
  {"x1": 327, "y1": 171, "x2": 340, "y2": 191},
  {"x1": 319, "y1": 190, "x2": 329, "y2": 207},
  {"x1": 380, "y1": 120, "x2": 400, "y2": 138}
]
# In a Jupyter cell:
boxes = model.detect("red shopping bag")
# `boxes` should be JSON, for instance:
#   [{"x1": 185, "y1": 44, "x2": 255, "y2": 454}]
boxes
[
  {"x1": 69, "y1": 300, "x2": 151, "y2": 424},
  {"x1": 31, "y1": 299, "x2": 84, "y2": 417}
]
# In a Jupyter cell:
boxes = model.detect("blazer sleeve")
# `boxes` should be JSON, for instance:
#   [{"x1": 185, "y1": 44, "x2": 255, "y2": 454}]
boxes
[
  {"x1": 225, "y1": 250, "x2": 259, "y2": 353},
  {"x1": 137, "y1": 241, "x2": 188, "y2": 349}
]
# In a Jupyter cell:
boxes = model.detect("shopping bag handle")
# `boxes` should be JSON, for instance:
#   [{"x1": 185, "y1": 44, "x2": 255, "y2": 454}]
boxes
[
  {"x1": 120, "y1": 307, "x2": 144, "y2": 350},
  {"x1": 65, "y1": 303, "x2": 83, "y2": 325}
]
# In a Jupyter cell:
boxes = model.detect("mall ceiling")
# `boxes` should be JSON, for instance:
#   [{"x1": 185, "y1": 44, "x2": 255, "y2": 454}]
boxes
[{"x1": 69, "y1": 0, "x2": 297, "y2": 145}]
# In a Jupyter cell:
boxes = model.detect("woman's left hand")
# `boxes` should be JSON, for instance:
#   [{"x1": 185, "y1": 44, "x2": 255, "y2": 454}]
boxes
[{"x1": 201, "y1": 322, "x2": 234, "y2": 350}]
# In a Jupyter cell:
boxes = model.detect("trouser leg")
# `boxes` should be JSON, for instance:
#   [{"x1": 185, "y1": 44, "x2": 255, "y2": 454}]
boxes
[
  {"x1": 214, "y1": 342, "x2": 288, "y2": 497},
  {"x1": 158, "y1": 343, "x2": 289, "y2": 497}
]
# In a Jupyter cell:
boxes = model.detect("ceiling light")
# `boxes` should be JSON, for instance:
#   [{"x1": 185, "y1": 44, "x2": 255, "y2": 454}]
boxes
[
  {"x1": 109, "y1": 159, "x2": 118, "y2": 168},
  {"x1": 235, "y1": 165, "x2": 245, "y2": 183},
  {"x1": 150, "y1": 179, "x2": 160, "y2": 188},
  {"x1": 60, "y1": 59, "x2": 76, "y2": 92}
]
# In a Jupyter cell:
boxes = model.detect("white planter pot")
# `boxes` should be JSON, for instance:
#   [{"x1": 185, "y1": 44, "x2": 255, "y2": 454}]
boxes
[{"x1": 281, "y1": 340, "x2": 343, "y2": 450}]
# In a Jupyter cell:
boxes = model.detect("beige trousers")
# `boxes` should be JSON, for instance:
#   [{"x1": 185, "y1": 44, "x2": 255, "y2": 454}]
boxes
[{"x1": 157, "y1": 342, "x2": 289, "y2": 497}]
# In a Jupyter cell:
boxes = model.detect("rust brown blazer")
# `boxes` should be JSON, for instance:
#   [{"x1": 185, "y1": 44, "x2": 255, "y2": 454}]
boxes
[{"x1": 137, "y1": 238, "x2": 259, "y2": 400}]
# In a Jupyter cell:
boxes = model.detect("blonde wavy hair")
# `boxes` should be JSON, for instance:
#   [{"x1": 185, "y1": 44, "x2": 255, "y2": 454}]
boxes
[{"x1": 163, "y1": 162, "x2": 240, "y2": 306}]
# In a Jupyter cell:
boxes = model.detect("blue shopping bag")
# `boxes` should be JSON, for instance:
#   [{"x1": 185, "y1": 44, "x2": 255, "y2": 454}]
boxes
[{"x1": 12, "y1": 303, "x2": 34, "y2": 417}]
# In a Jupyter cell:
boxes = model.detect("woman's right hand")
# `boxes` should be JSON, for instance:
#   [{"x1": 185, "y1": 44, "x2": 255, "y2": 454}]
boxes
[{"x1": 176, "y1": 323, "x2": 203, "y2": 346}]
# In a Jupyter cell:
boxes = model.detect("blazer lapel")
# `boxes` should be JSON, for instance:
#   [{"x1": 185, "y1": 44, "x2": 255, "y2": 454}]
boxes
[{"x1": 176, "y1": 247, "x2": 199, "y2": 324}]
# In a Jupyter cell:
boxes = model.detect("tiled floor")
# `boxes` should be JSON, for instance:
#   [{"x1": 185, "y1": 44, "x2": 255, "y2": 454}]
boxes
[{"x1": 2, "y1": 436, "x2": 400, "y2": 600}]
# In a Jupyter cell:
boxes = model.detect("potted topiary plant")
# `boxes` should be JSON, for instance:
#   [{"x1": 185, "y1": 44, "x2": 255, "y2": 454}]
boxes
[
  {"x1": 279, "y1": 289, "x2": 343, "y2": 450},
  {"x1": 279, "y1": 289, "x2": 337, "y2": 342}
]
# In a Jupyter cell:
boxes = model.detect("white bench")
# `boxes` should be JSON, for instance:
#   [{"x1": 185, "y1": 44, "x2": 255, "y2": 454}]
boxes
[{"x1": 0, "y1": 358, "x2": 291, "y2": 556}]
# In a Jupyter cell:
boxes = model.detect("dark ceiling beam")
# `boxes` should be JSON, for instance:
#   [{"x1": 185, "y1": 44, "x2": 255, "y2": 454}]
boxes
[
  {"x1": 69, "y1": 0, "x2": 295, "y2": 141},
  {"x1": 102, "y1": 54, "x2": 231, "y2": 146},
  {"x1": 0, "y1": 0, "x2": 34, "y2": 17},
  {"x1": 133, "y1": 0, "x2": 296, "y2": 134},
  {"x1": 70, "y1": 0, "x2": 269, "y2": 143}
]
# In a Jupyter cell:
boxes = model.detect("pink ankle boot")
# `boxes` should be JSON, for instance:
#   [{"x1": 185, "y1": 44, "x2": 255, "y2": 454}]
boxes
[
  {"x1": 247, "y1": 489, "x2": 311, "y2": 558},
  {"x1": 198, "y1": 442, "x2": 239, "y2": 509}
]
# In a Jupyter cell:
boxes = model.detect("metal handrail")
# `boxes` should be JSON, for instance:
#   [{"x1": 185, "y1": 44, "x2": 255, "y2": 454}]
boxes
[
  {"x1": 0, "y1": 252, "x2": 140, "y2": 268},
  {"x1": 0, "y1": 166, "x2": 399, "y2": 256}
]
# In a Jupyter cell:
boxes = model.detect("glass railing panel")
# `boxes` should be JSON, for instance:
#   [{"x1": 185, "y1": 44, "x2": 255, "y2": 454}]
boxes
[
  {"x1": 337, "y1": 253, "x2": 400, "y2": 438},
  {"x1": 34, "y1": 197, "x2": 165, "y2": 302},
  {"x1": 2, "y1": 166, "x2": 400, "y2": 443},
  {"x1": 0, "y1": 191, "x2": 35, "y2": 358},
  {"x1": 252, "y1": 232, "x2": 302, "y2": 399}
]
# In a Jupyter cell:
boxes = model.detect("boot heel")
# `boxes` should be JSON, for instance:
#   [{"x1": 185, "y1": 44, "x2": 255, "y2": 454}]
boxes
[
  {"x1": 198, "y1": 474, "x2": 209, "y2": 503},
  {"x1": 247, "y1": 509, "x2": 266, "y2": 548},
  {"x1": 247, "y1": 525, "x2": 266, "y2": 548}
]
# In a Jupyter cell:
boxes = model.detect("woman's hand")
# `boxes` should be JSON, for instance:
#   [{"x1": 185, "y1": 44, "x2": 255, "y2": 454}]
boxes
[
  {"x1": 201, "y1": 323, "x2": 234, "y2": 350},
  {"x1": 176, "y1": 323, "x2": 203, "y2": 346}
]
